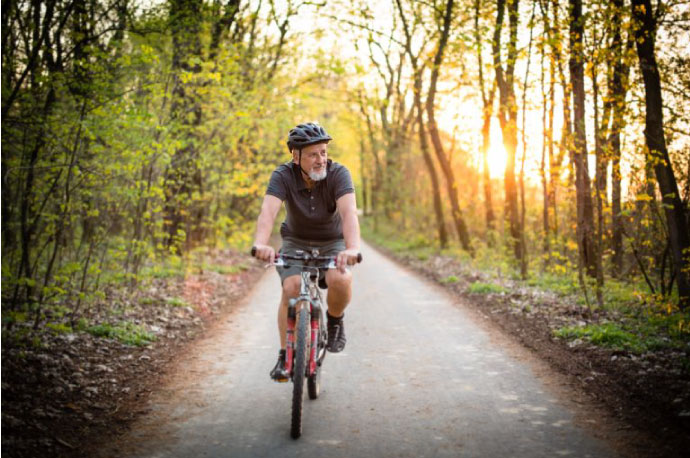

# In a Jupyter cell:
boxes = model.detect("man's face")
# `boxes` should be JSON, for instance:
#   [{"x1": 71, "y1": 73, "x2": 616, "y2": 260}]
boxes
[{"x1": 293, "y1": 142, "x2": 328, "y2": 181}]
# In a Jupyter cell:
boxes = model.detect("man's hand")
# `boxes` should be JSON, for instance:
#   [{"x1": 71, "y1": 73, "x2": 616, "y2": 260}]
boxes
[
  {"x1": 253, "y1": 244, "x2": 276, "y2": 263},
  {"x1": 336, "y1": 248, "x2": 360, "y2": 273}
]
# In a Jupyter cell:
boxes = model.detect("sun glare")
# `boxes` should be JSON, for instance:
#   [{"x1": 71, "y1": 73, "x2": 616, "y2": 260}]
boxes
[{"x1": 487, "y1": 124, "x2": 507, "y2": 179}]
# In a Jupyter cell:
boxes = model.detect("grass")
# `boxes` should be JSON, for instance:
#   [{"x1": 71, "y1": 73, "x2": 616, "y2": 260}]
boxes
[
  {"x1": 440, "y1": 275, "x2": 459, "y2": 284},
  {"x1": 165, "y1": 296, "x2": 191, "y2": 308},
  {"x1": 526, "y1": 272, "x2": 581, "y2": 297},
  {"x1": 86, "y1": 322, "x2": 156, "y2": 346},
  {"x1": 140, "y1": 265, "x2": 184, "y2": 279},
  {"x1": 46, "y1": 322, "x2": 73, "y2": 335},
  {"x1": 554, "y1": 323, "x2": 683, "y2": 354},
  {"x1": 468, "y1": 281, "x2": 508, "y2": 294}
]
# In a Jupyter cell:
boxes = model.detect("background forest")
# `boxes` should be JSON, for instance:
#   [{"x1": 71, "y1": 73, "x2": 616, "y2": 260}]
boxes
[
  {"x1": 2, "y1": 0, "x2": 690, "y2": 361},
  {"x1": 3, "y1": 0, "x2": 690, "y2": 456}
]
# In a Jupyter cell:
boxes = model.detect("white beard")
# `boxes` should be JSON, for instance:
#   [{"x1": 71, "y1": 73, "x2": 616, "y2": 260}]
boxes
[{"x1": 308, "y1": 168, "x2": 327, "y2": 181}]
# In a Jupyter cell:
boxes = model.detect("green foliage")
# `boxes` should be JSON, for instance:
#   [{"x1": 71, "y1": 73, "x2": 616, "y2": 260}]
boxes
[
  {"x1": 2, "y1": 311, "x2": 28, "y2": 326},
  {"x1": 526, "y1": 272, "x2": 581, "y2": 297},
  {"x1": 1, "y1": 327, "x2": 44, "y2": 349},
  {"x1": 86, "y1": 322, "x2": 156, "y2": 347},
  {"x1": 441, "y1": 275, "x2": 459, "y2": 284},
  {"x1": 165, "y1": 297, "x2": 191, "y2": 308},
  {"x1": 554, "y1": 308, "x2": 690, "y2": 353},
  {"x1": 46, "y1": 322, "x2": 73, "y2": 335},
  {"x1": 554, "y1": 323, "x2": 645, "y2": 352},
  {"x1": 2, "y1": 0, "x2": 355, "y2": 334},
  {"x1": 468, "y1": 282, "x2": 508, "y2": 294},
  {"x1": 141, "y1": 263, "x2": 185, "y2": 280}
]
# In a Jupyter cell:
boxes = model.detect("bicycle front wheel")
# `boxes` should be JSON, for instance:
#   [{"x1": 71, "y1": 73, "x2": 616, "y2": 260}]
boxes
[
  {"x1": 291, "y1": 306, "x2": 309, "y2": 439},
  {"x1": 308, "y1": 312, "x2": 326, "y2": 400}
]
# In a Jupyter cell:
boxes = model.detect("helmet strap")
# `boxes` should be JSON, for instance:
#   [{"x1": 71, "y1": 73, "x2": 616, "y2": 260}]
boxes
[{"x1": 296, "y1": 148, "x2": 306, "y2": 179}]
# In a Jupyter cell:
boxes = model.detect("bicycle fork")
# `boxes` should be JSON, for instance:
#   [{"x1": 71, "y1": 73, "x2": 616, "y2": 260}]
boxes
[
  {"x1": 285, "y1": 301, "x2": 296, "y2": 377},
  {"x1": 309, "y1": 310, "x2": 319, "y2": 375},
  {"x1": 285, "y1": 298, "x2": 319, "y2": 379}
]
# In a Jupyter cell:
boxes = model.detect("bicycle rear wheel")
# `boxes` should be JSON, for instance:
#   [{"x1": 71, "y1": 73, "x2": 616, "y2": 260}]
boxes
[{"x1": 290, "y1": 307, "x2": 309, "y2": 439}]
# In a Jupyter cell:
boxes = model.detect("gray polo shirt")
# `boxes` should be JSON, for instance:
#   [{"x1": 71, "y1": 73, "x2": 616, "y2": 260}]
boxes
[{"x1": 266, "y1": 159, "x2": 355, "y2": 241}]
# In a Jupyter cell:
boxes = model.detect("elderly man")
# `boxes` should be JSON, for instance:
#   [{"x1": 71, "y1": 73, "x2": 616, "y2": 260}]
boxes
[{"x1": 252, "y1": 122, "x2": 361, "y2": 382}]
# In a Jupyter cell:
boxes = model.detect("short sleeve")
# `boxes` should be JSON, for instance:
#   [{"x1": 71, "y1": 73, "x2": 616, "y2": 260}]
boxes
[
  {"x1": 333, "y1": 165, "x2": 355, "y2": 200},
  {"x1": 266, "y1": 169, "x2": 287, "y2": 201}
]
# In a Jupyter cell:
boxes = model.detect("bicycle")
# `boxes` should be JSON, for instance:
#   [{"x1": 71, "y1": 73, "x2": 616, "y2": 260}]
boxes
[{"x1": 251, "y1": 247, "x2": 362, "y2": 439}]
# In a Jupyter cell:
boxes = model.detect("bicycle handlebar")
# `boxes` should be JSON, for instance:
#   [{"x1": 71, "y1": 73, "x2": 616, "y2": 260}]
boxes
[{"x1": 250, "y1": 246, "x2": 363, "y2": 265}]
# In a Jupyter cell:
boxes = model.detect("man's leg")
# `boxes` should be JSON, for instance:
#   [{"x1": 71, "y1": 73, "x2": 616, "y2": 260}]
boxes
[
  {"x1": 271, "y1": 275, "x2": 300, "y2": 382},
  {"x1": 324, "y1": 269, "x2": 352, "y2": 352},
  {"x1": 324, "y1": 269, "x2": 352, "y2": 317},
  {"x1": 278, "y1": 275, "x2": 301, "y2": 348}
]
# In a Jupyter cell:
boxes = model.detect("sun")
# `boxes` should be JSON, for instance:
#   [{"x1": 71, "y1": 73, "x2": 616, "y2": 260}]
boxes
[{"x1": 486, "y1": 123, "x2": 508, "y2": 179}]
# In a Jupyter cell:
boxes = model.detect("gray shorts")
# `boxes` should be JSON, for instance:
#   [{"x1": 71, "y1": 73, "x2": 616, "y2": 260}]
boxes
[{"x1": 277, "y1": 237, "x2": 346, "y2": 287}]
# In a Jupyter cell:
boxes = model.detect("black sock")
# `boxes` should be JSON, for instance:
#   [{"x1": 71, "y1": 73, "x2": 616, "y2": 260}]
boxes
[
  {"x1": 279, "y1": 349, "x2": 286, "y2": 360},
  {"x1": 327, "y1": 311, "x2": 343, "y2": 324}
]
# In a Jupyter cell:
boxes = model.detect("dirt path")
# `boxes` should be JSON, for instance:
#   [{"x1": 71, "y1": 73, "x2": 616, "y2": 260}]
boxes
[{"x1": 97, "y1": 242, "x2": 638, "y2": 458}]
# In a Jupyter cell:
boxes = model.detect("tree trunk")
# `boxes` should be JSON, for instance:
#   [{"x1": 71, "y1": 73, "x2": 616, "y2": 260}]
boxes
[
  {"x1": 426, "y1": 0, "x2": 472, "y2": 252},
  {"x1": 493, "y1": 0, "x2": 523, "y2": 264},
  {"x1": 591, "y1": 17, "x2": 605, "y2": 305},
  {"x1": 475, "y1": 0, "x2": 496, "y2": 240},
  {"x1": 538, "y1": 0, "x2": 551, "y2": 262},
  {"x1": 416, "y1": 76, "x2": 448, "y2": 248},
  {"x1": 632, "y1": 0, "x2": 690, "y2": 308},
  {"x1": 569, "y1": 0, "x2": 597, "y2": 279},
  {"x1": 551, "y1": 0, "x2": 570, "y2": 237},
  {"x1": 358, "y1": 94, "x2": 384, "y2": 228},
  {"x1": 164, "y1": 0, "x2": 204, "y2": 250},
  {"x1": 210, "y1": 0, "x2": 241, "y2": 59},
  {"x1": 518, "y1": 0, "x2": 536, "y2": 279},
  {"x1": 609, "y1": 0, "x2": 631, "y2": 276},
  {"x1": 396, "y1": 0, "x2": 449, "y2": 249}
]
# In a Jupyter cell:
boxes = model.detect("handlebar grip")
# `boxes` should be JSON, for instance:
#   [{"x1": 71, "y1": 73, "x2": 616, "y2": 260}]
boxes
[
  {"x1": 251, "y1": 246, "x2": 257, "y2": 257},
  {"x1": 357, "y1": 253, "x2": 363, "y2": 263}
]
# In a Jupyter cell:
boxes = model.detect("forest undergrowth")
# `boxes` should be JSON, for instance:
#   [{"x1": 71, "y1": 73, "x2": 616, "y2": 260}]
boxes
[{"x1": 1, "y1": 248, "x2": 264, "y2": 458}]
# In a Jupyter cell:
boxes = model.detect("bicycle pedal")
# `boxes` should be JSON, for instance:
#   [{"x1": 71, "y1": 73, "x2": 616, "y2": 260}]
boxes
[{"x1": 274, "y1": 377, "x2": 289, "y2": 383}]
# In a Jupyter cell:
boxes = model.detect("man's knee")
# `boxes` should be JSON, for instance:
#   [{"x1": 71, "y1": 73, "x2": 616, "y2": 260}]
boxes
[
  {"x1": 282, "y1": 275, "x2": 301, "y2": 298},
  {"x1": 326, "y1": 270, "x2": 352, "y2": 293}
]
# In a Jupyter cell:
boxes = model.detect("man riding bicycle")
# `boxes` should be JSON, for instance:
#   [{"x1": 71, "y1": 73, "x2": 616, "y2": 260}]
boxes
[{"x1": 252, "y1": 122, "x2": 361, "y2": 382}]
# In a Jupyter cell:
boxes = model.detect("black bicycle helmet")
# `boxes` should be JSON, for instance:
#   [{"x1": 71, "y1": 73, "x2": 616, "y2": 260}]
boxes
[{"x1": 286, "y1": 122, "x2": 332, "y2": 152}]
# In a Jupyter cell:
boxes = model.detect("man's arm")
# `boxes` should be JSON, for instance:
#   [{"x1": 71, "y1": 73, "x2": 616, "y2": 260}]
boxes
[
  {"x1": 252, "y1": 194, "x2": 283, "y2": 262},
  {"x1": 336, "y1": 192, "x2": 361, "y2": 271}
]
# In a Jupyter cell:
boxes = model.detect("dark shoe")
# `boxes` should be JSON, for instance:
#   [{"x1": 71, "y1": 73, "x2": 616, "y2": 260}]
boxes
[
  {"x1": 326, "y1": 313, "x2": 346, "y2": 353},
  {"x1": 270, "y1": 351, "x2": 289, "y2": 382}
]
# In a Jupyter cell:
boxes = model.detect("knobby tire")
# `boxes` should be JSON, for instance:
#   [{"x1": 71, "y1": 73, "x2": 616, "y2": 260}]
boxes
[
  {"x1": 291, "y1": 307, "x2": 309, "y2": 439},
  {"x1": 307, "y1": 315, "x2": 324, "y2": 400}
]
